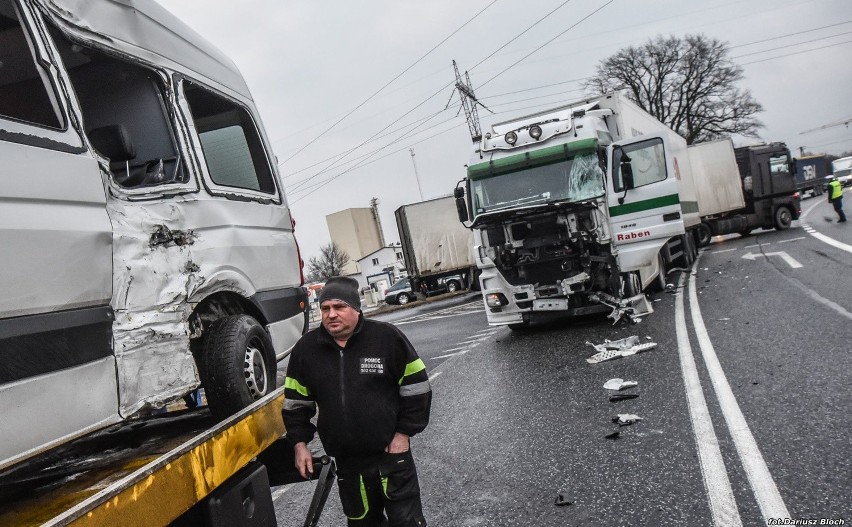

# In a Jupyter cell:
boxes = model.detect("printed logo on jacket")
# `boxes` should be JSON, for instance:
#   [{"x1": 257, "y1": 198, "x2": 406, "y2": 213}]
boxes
[{"x1": 360, "y1": 357, "x2": 385, "y2": 374}]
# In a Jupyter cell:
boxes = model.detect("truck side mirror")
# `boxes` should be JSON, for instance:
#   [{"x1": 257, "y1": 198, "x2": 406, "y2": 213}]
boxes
[
  {"x1": 620, "y1": 160, "x2": 635, "y2": 191},
  {"x1": 454, "y1": 182, "x2": 468, "y2": 223},
  {"x1": 455, "y1": 195, "x2": 469, "y2": 223}
]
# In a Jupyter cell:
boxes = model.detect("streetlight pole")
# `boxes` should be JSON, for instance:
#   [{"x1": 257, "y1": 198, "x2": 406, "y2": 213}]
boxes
[{"x1": 409, "y1": 148, "x2": 425, "y2": 201}]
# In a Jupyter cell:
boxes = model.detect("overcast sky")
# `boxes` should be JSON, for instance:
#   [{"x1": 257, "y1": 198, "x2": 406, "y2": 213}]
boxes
[{"x1": 157, "y1": 0, "x2": 852, "y2": 261}]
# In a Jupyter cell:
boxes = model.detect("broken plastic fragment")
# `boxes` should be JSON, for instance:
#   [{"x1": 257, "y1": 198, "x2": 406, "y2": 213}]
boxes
[
  {"x1": 586, "y1": 337, "x2": 657, "y2": 364},
  {"x1": 609, "y1": 393, "x2": 639, "y2": 402},
  {"x1": 603, "y1": 378, "x2": 638, "y2": 391},
  {"x1": 554, "y1": 493, "x2": 573, "y2": 506},
  {"x1": 612, "y1": 414, "x2": 642, "y2": 426}
]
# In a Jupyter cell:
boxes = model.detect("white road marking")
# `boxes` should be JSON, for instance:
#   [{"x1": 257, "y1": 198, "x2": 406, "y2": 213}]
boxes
[
  {"x1": 674, "y1": 270, "x2": 743, "y2": 527},
  {"x1": 743, "y1": 244, "x2": 766, "y2": 249},
  {"x1": 741, "y1": 251, "x2": 803, "y2": 268},
  {"x1": 394, "y1": 300, "x2": 484, "y2": 325},
  {"x1": 799, "y1": 223, "x2": 852, "y2": 255},
  {"x1": 798, "y1": 191, "x2": 852, "y2": 254},
  {"x1": 433, "y1": 349, "x2": 469, "y2": 360},
  {"x1": 776, "y1": 237, "x2": 805, "y2": 243},
  {"x1": 712, "y1": 248, "x2": 738, "y2": 254},
  {"x1": 688, "y1": 260, "x2": 790, "y2": 522},
  {"x1": 428, "y1": 371, "x2": 443, "y2": 381}
]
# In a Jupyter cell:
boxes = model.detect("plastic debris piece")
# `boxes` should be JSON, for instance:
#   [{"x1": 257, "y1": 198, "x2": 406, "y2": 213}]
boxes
[
  {"x1": 604, "y1": 431, "x2": 620, "y2": 440},
  {"x1": 586, "y1": 336, "x2": 657, "y2": 364},
  {"x1": 612, "y1": 414, "x2": 643, "y2": 426},
  {"x1": 554, "y1": 493, "x2": 574, "y2": 506},
  {"x1": 609, "y1": 393, "x2": 639, "y2": 402},
  {"x1": 718, "y1": 317, "x2": 730, "y2": 321},
  {"x1": 603, "y1": 378, "x2": 638, "y2": 390}
]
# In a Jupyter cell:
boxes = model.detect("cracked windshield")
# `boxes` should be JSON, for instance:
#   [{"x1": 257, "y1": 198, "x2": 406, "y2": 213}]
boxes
[{"x1": 471, "y1": 152, "x2": 605, "y2": 215}]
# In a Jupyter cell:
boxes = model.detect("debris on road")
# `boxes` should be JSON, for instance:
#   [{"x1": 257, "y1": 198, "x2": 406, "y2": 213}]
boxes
[
  {"x1": 604, "y1": 431, "x2": 620, "y2": 440},
  {"x1": 609, "y1": 393, "x2": 639, "y2": 402},
  {"x1": 602, "y1": 378, "x2": 638, "y2": 391},
  {"x1": 612, "y1": 414, "x2": 643, "y2": 426},
  {"x1": 554, "y1": 493, "x2": 574, "y2": 507},
  {"x1": 586, "y1": 336, "x2": 658, "y2": 364}
]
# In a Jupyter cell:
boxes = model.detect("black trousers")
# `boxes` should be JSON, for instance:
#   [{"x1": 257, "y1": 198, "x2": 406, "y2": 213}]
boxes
[
  {"x1": 336, "y1": 451, "x2": 426, "y2": 527},
  {"x1": 833, "y1": 199, "x2": 846, "y2": 222}
]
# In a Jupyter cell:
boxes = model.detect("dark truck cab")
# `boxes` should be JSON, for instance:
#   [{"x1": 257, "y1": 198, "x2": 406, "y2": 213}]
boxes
[{"x1": 697, "y1": 142, "x2": 801, "y2": 244}]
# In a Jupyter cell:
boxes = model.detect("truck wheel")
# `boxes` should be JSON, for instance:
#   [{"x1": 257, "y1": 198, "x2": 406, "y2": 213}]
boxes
[
  {"x1": 447, "y1": 280, "x2": 460, "y2": 293},
  {"x1": 200, "y1": 315, "x2": 276, "y2": 420},
  {"x1": 682, "y1": 234, "x2": 695, "y2": 267},
  {"x1": 397, "y1": 293, "x2": 411, "y2": 305},
  {"x1": 696, "y1": 223, "x2": 712, "y2": 247},
  {"x1": 621, "y1": 272, "x2": 642, "y2": 297},
  {"x1": 651, "y1": 253, "x2": 667, "y2": 293},
  {"x1": 774, "y1": 207, "x2": 792, "y2": 230}
]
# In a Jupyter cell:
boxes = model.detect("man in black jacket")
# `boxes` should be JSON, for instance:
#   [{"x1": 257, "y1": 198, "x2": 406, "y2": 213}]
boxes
[{"x1": 283, "y1": 276, "x2": 431, "y2": 527}]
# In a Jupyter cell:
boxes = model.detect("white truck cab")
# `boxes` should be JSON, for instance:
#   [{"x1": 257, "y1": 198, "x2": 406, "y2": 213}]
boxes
[{"x1": 0, "y1": 0, "x2": 307, "y2": 471}]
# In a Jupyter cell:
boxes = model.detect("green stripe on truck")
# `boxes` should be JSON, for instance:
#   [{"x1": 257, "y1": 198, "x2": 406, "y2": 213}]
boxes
[{"x1": 609, "y1": 193, "x2": 680, "y2": 217}]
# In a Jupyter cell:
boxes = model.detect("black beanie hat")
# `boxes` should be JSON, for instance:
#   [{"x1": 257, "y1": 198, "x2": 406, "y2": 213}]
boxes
[{"x1": 318, "y1": 276, "x2": 361, "y2": 311}]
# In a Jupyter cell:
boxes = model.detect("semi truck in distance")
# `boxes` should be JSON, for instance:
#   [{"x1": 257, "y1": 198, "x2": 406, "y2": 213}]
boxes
[
  {"x1": 453, "y1": 92, "x2": 699, "y2": 329},
  {"x1": 692, "y1": 140, "x2": 801, "y2": 246},
  {"x1": 794, "y1": 154, "x2": 830, "y2": 197},
  {"x1": 395, "y1": 195, "x2": 478, "y2": 298}
]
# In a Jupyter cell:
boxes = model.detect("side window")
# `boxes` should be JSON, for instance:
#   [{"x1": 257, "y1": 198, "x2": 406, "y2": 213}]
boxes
[
  {"x1": 769, "y1": 155, "x2": 789, "y2": 174},
  {"x1": 183, "y1": 81, "x2": 276, "y2": 194},
  {"x1": 0, "y1": 0, "x2": 63, "y2": 128},
  {"x1": 48, "y1": 23, "x2": 186, "y2": 188},
  {"x1": 612, "y1": 138, "x2": 667, "y2": 192}
]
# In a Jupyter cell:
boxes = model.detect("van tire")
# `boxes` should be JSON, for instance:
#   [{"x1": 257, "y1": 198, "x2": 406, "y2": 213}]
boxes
[{"x1": 200, "y1": 315, "x2": 276, "y2": 420}]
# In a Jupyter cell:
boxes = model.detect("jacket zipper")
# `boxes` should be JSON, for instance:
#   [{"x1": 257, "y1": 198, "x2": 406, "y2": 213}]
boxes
[{"x1": 339, "y1": 348, "x2": 346, "y2": 419}]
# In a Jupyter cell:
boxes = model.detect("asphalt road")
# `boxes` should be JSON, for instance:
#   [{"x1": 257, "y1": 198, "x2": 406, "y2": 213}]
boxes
[{"x1": 274, "y1": 193, "x2": 851, "y2": 526}]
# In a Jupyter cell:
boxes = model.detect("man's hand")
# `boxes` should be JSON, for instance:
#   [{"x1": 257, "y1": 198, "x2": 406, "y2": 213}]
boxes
[
  {"x1": 385, "y1": 432, "x2": 410, "y2": 454},
  {"x1": 294, "y1": 442, "x2": 313, "y2": 479}
]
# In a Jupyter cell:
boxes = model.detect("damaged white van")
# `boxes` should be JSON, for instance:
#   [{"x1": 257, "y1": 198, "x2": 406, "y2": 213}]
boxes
[{"x1": 0, "y1": 0, "x2": 308, "y2": 471}]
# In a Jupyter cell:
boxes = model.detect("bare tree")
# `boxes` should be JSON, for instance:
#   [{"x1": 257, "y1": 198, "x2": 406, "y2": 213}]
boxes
[
  {"x1": 307, "y1": 242, "x2": 351, "y2": 281},
  {"x1": 586, "y1": 34, "x2": 763, "y2": 144}
]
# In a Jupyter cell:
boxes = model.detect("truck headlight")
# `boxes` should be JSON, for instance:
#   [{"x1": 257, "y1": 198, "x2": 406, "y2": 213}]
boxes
[
  {"x1": 485, "y1": 293, "x2": 509, "y2": 307},
  {"x1": 505, "y1": 132, "x2": 517, "y2": 145},
  {"x1": 529, "y1": 125, "x2": 542, "y2": 139}
]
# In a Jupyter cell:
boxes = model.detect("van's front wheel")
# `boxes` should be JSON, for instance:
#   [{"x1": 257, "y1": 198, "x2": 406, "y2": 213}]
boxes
[{"x1": 200, "y1": 315, "x2": 276, "y2": 420}]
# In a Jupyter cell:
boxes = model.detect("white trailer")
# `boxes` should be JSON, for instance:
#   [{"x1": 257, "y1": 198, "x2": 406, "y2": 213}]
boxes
[{"x1": 395, "y1": 195, "x2": 477, "y2": 294}]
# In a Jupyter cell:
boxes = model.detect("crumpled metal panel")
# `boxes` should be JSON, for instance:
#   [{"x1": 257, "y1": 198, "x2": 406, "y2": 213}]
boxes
[{"x1": 110, "y1": 201, "x2": 203, "y2": 417}]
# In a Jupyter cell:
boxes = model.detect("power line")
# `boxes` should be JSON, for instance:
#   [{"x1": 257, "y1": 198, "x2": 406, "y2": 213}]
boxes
[
  {"x1": 277, "y1": 0, "x2": 499, "y2": 167},
  {"x1": 730, "y1": 19, "x2": 852, "y2": 49},
  {"x1": 287, "y1": 0, "x2": 588, "y2": 199},
  {"x1": 739, "y1": 38, "x2": 852, "y2": 65},
  {"x1": 478, "y1": 1, "x2": 615, "y2": 89},
  {"x1": 731, "y1": 30, "x2": 852, "y2": 59}
]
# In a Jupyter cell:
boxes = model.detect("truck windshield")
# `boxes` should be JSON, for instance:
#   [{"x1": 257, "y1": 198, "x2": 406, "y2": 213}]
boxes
[{"x1": 470, "y1": 152, "x2": 604, "y2": 215}]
